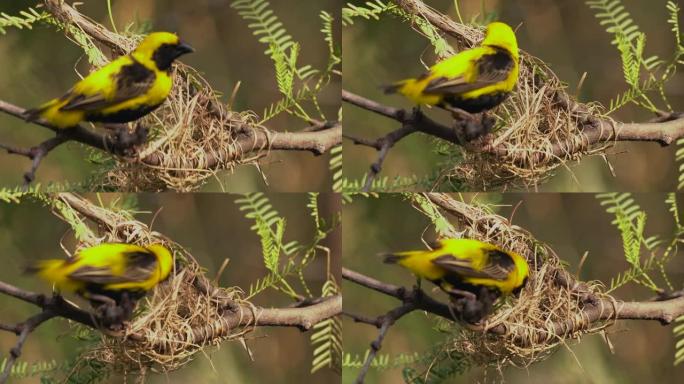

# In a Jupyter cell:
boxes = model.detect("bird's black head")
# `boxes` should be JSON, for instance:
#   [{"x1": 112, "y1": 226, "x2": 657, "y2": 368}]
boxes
[
  {"x1": 133, "y1": 32, "x2": 195, "y2": 72},
  {"x1": 152, "y1": 40, "x2": 195, "y2": 71}
]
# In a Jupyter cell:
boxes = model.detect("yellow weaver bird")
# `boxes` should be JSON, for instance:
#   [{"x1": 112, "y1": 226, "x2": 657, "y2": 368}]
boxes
[
  {"x1": 383, "y1": 238, "x2": 528, "y2": 322},
  {"x1": 383, "y1": 22, "x2": 519, "y2": 114},
  {"x1": 24, "y1": 32, "x2": 194, "y2": 129},
  {"x1": 28, "y1": 243, "x2": 174, "y2": 305}
]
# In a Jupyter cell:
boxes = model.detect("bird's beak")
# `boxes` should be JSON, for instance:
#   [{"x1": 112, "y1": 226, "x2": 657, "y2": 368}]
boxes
[{"x1": 176, "y1": 41, "x2": 195, "y2": 56}]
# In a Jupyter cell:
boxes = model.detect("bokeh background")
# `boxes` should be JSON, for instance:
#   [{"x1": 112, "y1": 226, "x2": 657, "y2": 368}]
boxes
[
  {"x1": 0, "y1": 0, "x2": 340, "y2": 191},
  {"x1": 0, "y1": 193, "x2": 341, "y2": 383},
  {"x1": 343, "y1": 0, "x2": 683, "y2": 191},
  {"x1": 343, "y1": 193, "x2": 684, "y2": 383}
]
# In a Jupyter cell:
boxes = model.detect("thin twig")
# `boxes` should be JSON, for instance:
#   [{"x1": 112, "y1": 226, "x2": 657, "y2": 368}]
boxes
[
  {"x1": 355, "y1": 303, "x2": 415, "y2": 384},
  {"x1": 0, "y1": 311, "x2": 54, "y2": 384},
  {"x1": 342, "y1": 311, "x2": 382, "y2": 326}
]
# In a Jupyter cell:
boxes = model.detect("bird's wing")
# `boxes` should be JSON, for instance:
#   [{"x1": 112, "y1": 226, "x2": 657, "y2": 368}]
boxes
[
  {"x1": 432, "y1": 252, "x2": 510, "y2": 281},
  {"x1": 480, "y1": 249, "x2": 516, "y2": 279},
  {"x1": 68, "y1": 251, "x2": 158, "y2": 285},
  {"x1": 60, "y1": 60, "x2": 156, "y2": 112},
  {"x1": 423, "y1": 49, "x2": 514, "y2": 95}
]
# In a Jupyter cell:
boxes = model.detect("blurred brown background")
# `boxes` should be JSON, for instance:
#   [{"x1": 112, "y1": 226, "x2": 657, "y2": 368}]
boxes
[
  {"x1": 0, "y1": 193, "x2": 341, "y2": 383},
  {"x1": 0, "y1": 0, "x2": 341, "y2": 191},
  {"x1": 343, "y1": 193, "x2": 684, "y2": 383},
  {"x1": 343, "y1": 0, "x2": 683, "y2": 191}
]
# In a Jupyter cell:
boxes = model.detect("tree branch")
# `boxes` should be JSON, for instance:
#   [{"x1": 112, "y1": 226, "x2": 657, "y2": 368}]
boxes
[
  {"x1": 354, "y1": 302, "x2": 414, "y2": 384},
  {"x1": 1, "y1": 99, "x2": 340, "y2": 186},
  {"x1": 344, "y1": 265, "x2": 684, "y2": 376},
  {"x1": 345, "y1": 89, "x2": 684, "y2": 174},
  {"x1": 0, "y1": 278, "x2": 342, "y2": 383}
]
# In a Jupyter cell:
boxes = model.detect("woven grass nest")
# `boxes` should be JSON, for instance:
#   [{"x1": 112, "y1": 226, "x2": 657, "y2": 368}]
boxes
[
  {"x1": 56, "y1": 199, "x2": 250, "y2": 374},
  {"x1": 419, "y1": 198, "x2": 609, "y2": 369}
]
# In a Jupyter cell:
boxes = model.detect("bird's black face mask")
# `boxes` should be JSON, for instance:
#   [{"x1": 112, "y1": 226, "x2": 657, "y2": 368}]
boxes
[{"x1": 152, "y1": 41, "x2": 195, "y2": 71}]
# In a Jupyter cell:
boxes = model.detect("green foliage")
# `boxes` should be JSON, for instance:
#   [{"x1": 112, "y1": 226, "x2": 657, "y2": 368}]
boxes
[
  {"x1": 310, "y1": 278, "x2": 342, "y2": 373},
  {"x1": 342, "y1": 1, "x2": 396, "y2": 26},
  {"x1": 236, "y1": 193, "x2": 339, "y2": 300},
  {"x1": 41, "y1": 17, "x2": 107, "y2": 66},
  {"x1": 587, "y1": 0, "x2": 683, "y2": 114},
  {"x1": 330, "y1": 144, "x2": 343, "y2": 192},
  {"x1": 236, "y1": 193, "x2": 300, "y2": 275},
  {"x1": 343, "y1": 350, "x2": 422, "y2": 370},
  {"x1": 406, "y1": 194, "x2": 454, "y2": 237},
  {"x1": 675, "y1": 314, "x2": 684, "y2": 365},
  {"x1": 343, "y1": 345, "x2": 469, "y2": 383},
  {"x1": 596, "y1": 193, "x2": 682, "y2": 293},
  {"x1": 0, "y1": 358, "x2": 58, "y2": 380},
  {"x1": 320, "y1": 10, "x2": 341, "y2": 69},
  {"x1": 236, "y1": 193, "x2": 340, "y2": 373},
  {"x1": 0, "y1": 186, "x2": 39, "y2": 203},
  {"x1": 342, "y1": 0, "x2": 452, "y2": 57},
  {"x1": 677, "y1": 138, "x2": 684, "y2": 190},
  {"x1": 340, "y1": 191, "x2": 379, "y2": 205},
  {"x1": 401, "y1": 351, "x2": 470, "y2": 384},
  {"x1": 0, "y1": 184, "x2": 89, "y2": 203},
  {"x1": 338, "y1": 174, "x2": 431, "y2": 193},
  {"x1": 0, "y1": 7, "x2": 50, "y2": 34},
  {"x1": 39, "y1": 356, "x2": 109, "y2": 384},
  {"x1": 390, "y1": 8, "x2": 453, "y2": 58},
  {"x1": 231, "y1": 0, "x2": 339, "y2": 124}
]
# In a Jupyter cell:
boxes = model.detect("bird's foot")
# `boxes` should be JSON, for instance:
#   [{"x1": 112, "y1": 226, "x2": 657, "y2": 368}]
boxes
[
  {"x1": 443, "y1": 106, "x2": 475, "y2": 121},
  {"x1": 86, "y1": 293, "x2": 117, "y2": 306},
  {"x1": 449, "y1": 294, "x2": 488, "y2": 324},
  {"x1": 443, "y1": 287, "x2": 477, "y2": 301},
  {"x1": 107, "y1": 123, "x2": 148, "y2": 156},
  {"x1": 480, "y1": 113, "x2": 496, "y2": 132}
]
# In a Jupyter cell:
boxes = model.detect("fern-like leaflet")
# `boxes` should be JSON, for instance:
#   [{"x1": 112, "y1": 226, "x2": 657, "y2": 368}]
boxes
[
  {"x1": 342, "y1": 1, "x2": 395, "y2": 26},
  {"x1": 236, "y1": 193, "x2": 300, "y2": 274},
  {"x1": 310, "y1": 278, "x2": 342, "y2": 373},
  {"x1": 675, "y1": 314, "x2": 684, "y2": 365},
  {"x1": 596, "y1": 193, "x2": 683, "y2": 293},
  {"x1": 586, "y1": 0, "x2": 677, "y2": 113},
  {"x1": 330, "y1": 145, "x2": 343, "y2": 192},
  {"x1": 232, "y1": 0, "x2": 339, "y2": 125},
  {"x1": 0, "y1": 358, "x2": 58, "y2": 380},
  {"x1": 0, "y1": 7, "x2": 50, "y2": 34},
  {"x1": 407, "y1": 194, "x2": 454, "y2": 237}
]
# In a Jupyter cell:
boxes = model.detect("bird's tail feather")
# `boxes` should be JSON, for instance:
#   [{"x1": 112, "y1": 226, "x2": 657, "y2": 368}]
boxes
[
  {"x1": 22, "y1": 105, "x2": 49, "y2": 123},
  {"x1": 381, "y1": 79, "x2": 410, "y2": 95},
  {"x1": 24, "y1": 259, "x2": 62, "y2": 276},
  {"x1": 381, "y1": 250, "x2": 422, "y2": 264}
]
